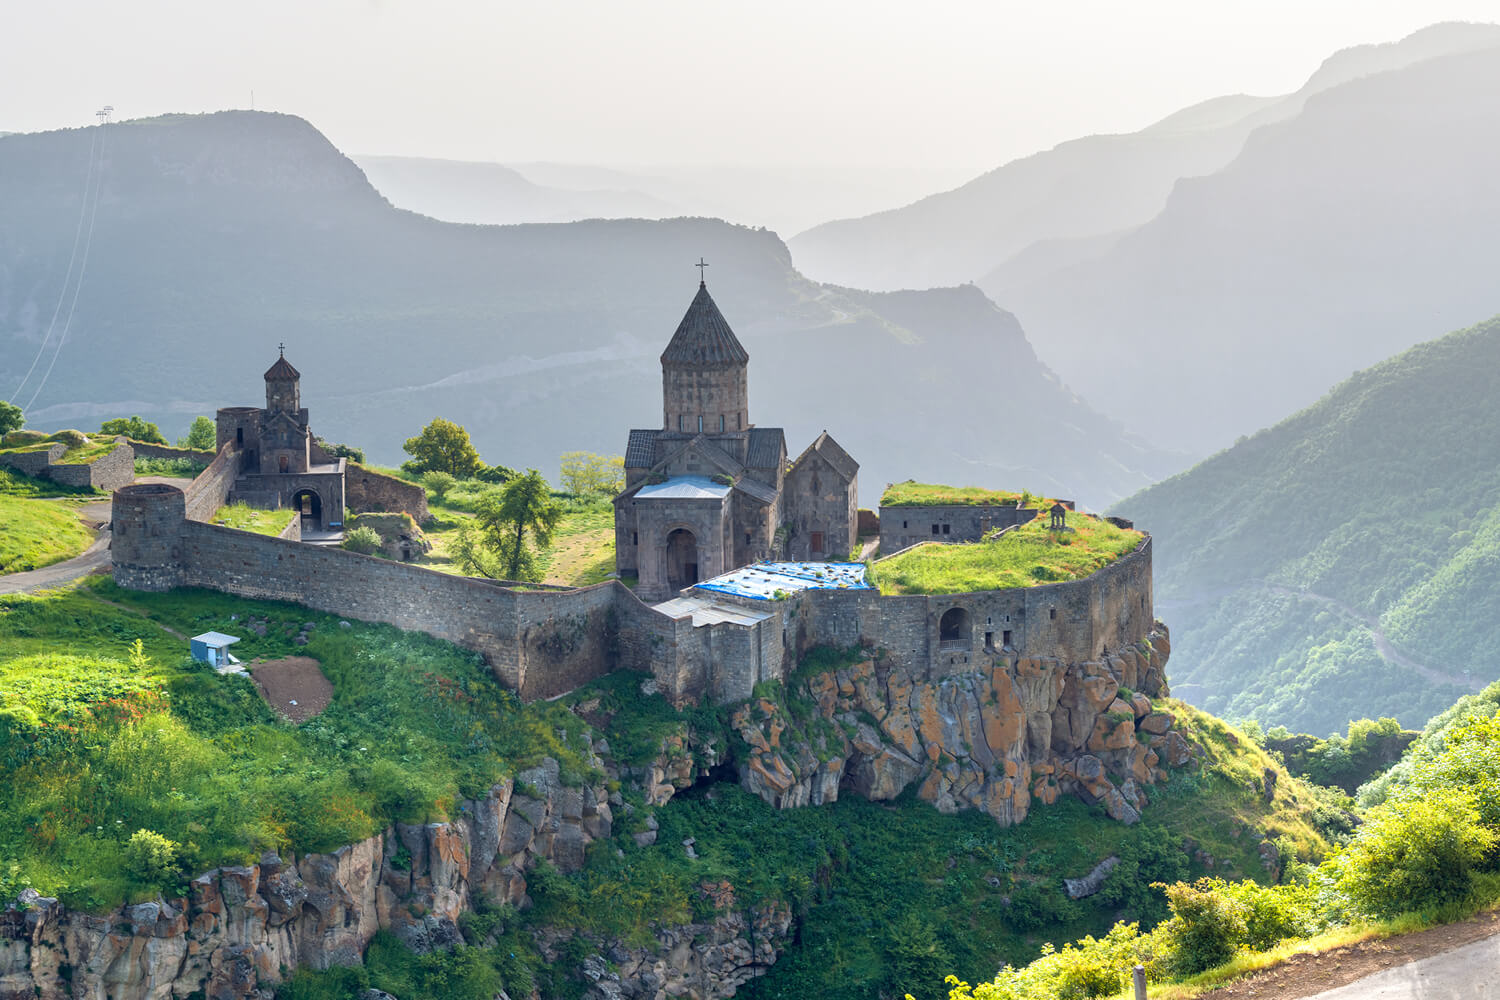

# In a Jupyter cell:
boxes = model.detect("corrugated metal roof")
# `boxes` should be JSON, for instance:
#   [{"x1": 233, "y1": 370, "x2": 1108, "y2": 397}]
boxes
[
  {"x1": 745, "y1": 428, "x2": 785, "y2": 469},
  {"x1": 191, "y1": 631, "x2": 241, "y2": 647},
  {"x1": 635, "y1": 475, "x2": 732, "y2": 500},
  {"x1": 653, "y1": 595, "x2": 774, "y2": 628},
  {"x1": 660, "y1": 283, "x2": 750, "y2": 367},
  {"x1": 625, "y1": 429, "x2": 660, "y2": 468}
]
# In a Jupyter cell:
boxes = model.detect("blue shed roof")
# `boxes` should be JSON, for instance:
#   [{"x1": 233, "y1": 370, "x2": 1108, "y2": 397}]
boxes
[
  {"x1": 695, "y1": 562, "x2": 872, "y2": 600},
  {"x1": 191, "y1": 631, "x2": 240, "y2": 648}
]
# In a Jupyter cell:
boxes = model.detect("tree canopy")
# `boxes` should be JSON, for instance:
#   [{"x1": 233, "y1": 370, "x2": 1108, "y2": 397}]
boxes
[
  {"x1": 402, "y1": 418, "x2": 482, "y2": 479},
  {"x1": 0, "y1": 401, "x2": 23, "y2": 437},
  {"x1": 453, "y1": 471, "x2": 562, "y2": 582},
  {"x1": 100, "y1": 416, "x2": 166, "y2": 444},
  {"x1": 559, "y1": 451, "x2": 625, "y2": 496},
  {"x1": 178, "y1": 416, "x2": 216, "y2": 451}
]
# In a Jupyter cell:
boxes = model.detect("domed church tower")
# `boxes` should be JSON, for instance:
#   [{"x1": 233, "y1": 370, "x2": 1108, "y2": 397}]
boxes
[{"x1": 661, "y1": 279, "x2": 750, "y2": 435}]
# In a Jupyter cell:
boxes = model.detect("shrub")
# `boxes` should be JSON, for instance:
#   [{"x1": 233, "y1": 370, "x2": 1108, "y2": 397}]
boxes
[
  {"x1": 342, "y1": 526, "x2": 383, "y2": 555},
  {"x1": 125, "y1": 829, "x2": 179, "y2": 882},
  {"x1": 1155, "y1": 878, "x2": 1248, "y2": 974},
  {"x1": 1334, "y1": 786, "x2": 1496, "y2": 918},
  {"x1": 421, "y1": 470, "x2": 458, "y2": 501}
]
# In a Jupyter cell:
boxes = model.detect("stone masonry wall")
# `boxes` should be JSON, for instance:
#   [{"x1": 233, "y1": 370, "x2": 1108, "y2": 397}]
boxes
[
  {"x1": 878, "y1": 503, "x2": 1037, "y2": 553},
  {"x1": 128, "y1": 441, "x2": 218, "y2": 464},
  {"x1": 0, "y1": 445, "x2": 64, "y2": 478},
  {"x1": 346, "y1": 462, "x2": 429, "y2": 522},
  {"x1": 44, "y1": 439, "x2": 135, "y2": 491},
  {"x1": 183, "y1": 445, "x2": 242, "y2": 522}
]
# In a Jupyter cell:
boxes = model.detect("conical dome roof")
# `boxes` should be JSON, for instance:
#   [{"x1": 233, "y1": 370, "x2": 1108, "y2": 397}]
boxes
[
  {"x1": 264, "y1": 354, "x2": 300, "y2": 380},
  {"x1": 660, "y1": 283, "x2": 749, "y2": 367}
]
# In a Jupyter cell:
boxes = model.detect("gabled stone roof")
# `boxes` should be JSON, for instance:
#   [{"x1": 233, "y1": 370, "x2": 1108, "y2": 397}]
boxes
[
  {"x1": 790, "y1": 431, "x2": 859, "y2": 482},
  {"x1": 625, "y1": 429, "x2": 661, "y2": 469},
  {"x1": 264, "y1": 355, "x2": 300, "y2": 380},
  {"x1": 745, "y1": 427, "x2": 785, "y2": 470},
  {"x1": 660, "y1": 283, "x2": 750, "y2": 368}
]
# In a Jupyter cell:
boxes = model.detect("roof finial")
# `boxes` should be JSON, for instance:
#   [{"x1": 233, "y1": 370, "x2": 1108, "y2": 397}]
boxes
[
  {"x1": 695, "y1": 257, "x2": 709, "y2": 286},
  {"x1": 277, "y1": 341, "x2": 286, "y2": 357}
]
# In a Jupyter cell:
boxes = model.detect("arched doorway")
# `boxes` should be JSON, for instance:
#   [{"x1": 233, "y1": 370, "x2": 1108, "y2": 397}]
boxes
[
  {"x1": 666, "y1": 528, "x2": 699, "y2": 592},
  {"x1": 939, "y1": 607, "x2": 971, "y2": 649},
  {"x1": 293, "y1": 489, "x2": 322, "y2": 532}
]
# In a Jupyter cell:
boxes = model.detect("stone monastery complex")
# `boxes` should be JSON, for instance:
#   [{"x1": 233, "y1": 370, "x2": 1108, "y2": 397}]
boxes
[{"x1": 109, "y1": 273, "x2": 1179, "y2": 828}]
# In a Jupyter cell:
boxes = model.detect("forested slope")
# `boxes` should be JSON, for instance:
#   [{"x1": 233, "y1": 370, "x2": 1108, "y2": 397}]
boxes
[{"x1": 1114, "y1": 316, "x2": 1500, "y2": 733}]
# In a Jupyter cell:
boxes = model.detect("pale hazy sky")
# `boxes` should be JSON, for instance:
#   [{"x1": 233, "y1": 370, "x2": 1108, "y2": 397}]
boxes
[{"x1": 6, "y1": 1, "x2": 1498, "y2": 170}]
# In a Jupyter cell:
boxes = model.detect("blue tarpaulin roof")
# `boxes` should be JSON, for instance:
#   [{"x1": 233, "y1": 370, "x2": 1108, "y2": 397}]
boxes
[{"x1": 695, "y1": 562, "x2": 872, "y2": 600}]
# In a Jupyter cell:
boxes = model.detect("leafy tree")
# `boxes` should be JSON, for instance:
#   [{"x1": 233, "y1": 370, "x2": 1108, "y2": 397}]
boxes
[
  {"x1": 886, "y1": 911, "x2": 954, "y2": 1000},
  {"x1": 100, "y1": 416, "x2": 166, "y2": 444},
  {"x1": 559, "y1": 451, "x2": 625, "y2": 496},
  {"x1": 402, "y1": 418, "x2": 482, "y2": 479},
  {"x1": 473, "y1": 461, "x2": 517, "y2": 485},
  {"x1": 0, "y1": 400, "x2": 23, "y2": 436},
  {"x1": 459, "y1": 471, "x2": 562, "y2": 581},
  {"x1": 315, "y1": 437, "x2": 366, "y2": 464},
  {"x1": 177, "y1": 416, "x2": 216, "y2": 450},
  {"x1": 1334, "y1": 786, "x2": 1495, "y2": 918},
  {"x1": 1154, "y1": 878, "x2": 1248, "y2": 974},
  {"x1": 421, "y1": 471, "x2": 458, "y2": 501}
]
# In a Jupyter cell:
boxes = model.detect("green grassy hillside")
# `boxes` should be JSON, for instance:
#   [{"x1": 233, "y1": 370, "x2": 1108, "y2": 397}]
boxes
[{"x1": 1113, "y1": 315, "x2": 1500, "y2": 733}]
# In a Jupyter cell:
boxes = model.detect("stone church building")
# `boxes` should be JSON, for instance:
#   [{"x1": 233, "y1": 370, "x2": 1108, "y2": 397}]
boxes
[
  {"x1": 215, "y1": 350, "x2": 347, "y2": 531},
  {"x1": 614, "y1": 279, "x2": 860, "y2": 601}
]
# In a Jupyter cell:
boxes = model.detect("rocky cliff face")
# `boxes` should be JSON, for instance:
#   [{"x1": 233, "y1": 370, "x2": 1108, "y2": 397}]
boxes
[
  {"x1": 0, "y1": 739, "x2": 788, "y2": 1000},
  {"x1": 732, "y1": 624, "x2": 1186, "y2": 826},
  {"x1": 0, "y1": 627, "x2": 1178, "y2": 1000}
]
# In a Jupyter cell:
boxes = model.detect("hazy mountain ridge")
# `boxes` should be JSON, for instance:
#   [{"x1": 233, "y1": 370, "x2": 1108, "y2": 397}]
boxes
[
  {"x1": 1001, "y1": 40, "x2": 1500, "y2": 456},
  {"x1": 789, "y1": 21, "x2": 1500, "y2": 294},
  {"x1": 0, "y1": 111, "x2": 1175, "y2": 507},
  {"x1": 1112, "y1": 315, "x2": 1500, "y2": 733}
]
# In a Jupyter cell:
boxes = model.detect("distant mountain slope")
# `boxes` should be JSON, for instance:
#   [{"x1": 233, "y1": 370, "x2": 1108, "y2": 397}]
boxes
[
  {"x1": 789, "y1": 22, "x2": 1500, "y2": 293},
  {"x1": 997, "y1": 39, "x2": 1500, "y2": 457},
  {"x1": 1112, "y1": 315, "x2": 1500, "y2": 734},
  {"x1": 0, "y1": 112, "x2": 1175, "y2": 507},
  {"x1": 353, "y1": 155, "x2": 676, "y2": 224}
]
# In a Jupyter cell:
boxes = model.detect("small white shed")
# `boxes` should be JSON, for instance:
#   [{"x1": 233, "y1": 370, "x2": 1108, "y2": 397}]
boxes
[{"x1": 190, "y1": 631, "x2": 241, "y2": 669}]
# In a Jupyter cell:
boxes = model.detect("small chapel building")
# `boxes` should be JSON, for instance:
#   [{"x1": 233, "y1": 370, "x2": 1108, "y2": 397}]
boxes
[
  {"x1": 614, "y1": 277, "x2": 859, "y2": 601},
  {"x1": 215, "y1": 350, "x2": 347, "y2": 531}
]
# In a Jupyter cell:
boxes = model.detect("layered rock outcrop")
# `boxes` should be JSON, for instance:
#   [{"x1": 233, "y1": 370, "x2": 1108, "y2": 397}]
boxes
[
  {"x1": 732, "y1": 624, "x2": 1185, "y2": 826},
  {"x1": 0, "y1": 757, "x2": 612, "y2": 1000}
]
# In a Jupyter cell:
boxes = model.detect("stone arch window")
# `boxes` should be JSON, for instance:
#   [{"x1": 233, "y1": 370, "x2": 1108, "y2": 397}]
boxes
[
  {"x1": 279, "y1": 455, "x2": 289, "y2": 473},
  {"x1": 698, "y1": 415, "x2": 704, "y2": 433},
  {"x1": 939, "y1": 607, "x2": 971, "y2": 649},
  {"x1": 719, "y1": 414, "x2": 726, "y2": 432}
]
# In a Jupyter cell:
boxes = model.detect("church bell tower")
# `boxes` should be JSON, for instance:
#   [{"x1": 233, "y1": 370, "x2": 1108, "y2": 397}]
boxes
[{"x1": 660, "y1": 272, "x2": 749, "y2": 436}]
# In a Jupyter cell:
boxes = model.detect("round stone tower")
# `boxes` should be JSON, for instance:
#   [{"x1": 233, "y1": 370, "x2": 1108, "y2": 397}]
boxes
[
  {"x1": 661, "y1": 280, "x2": 750, "y2": 434},
  {"x1": 111, "y1": 483, "x2": 187, "y2": 591}
]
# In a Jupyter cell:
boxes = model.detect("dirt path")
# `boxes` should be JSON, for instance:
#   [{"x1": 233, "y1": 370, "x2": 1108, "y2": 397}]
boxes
[
  {"x1": 0, "y1": 533, "x2": 111, "y2": 595},
  {"x1": 1259, "y1": 583, "x2": 1483, "y2": 692},
  {"x1": 1205, "y1": 910, "x2": 1500, "y2": 998}
]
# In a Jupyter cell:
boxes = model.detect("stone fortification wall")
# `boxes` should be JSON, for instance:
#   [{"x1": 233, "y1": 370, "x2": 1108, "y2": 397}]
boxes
[
  {"x1": 128, "y1": 441, "x2": 217, "y2": 464},
  {"x1": 346, "y1": 462, "x2": 429, "y2": 522},
  {"x1": 183, "y1": 444, "x2": 242, "y2": 522},
  {"x1": 111, "y1": 484, "x2": 670, "y2": 701},
  {"x1": 878, "y1": 502, "x2": 1037, "y2": 553},
  {"x1": 44, "y1": 439, "x2": 135, "y2": 491},
  {"x1": 0, "y1": 445, "x2": 63, "y2": 477}
]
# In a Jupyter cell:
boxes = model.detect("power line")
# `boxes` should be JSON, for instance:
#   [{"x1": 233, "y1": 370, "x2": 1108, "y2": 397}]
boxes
[
  {"x1": 7, "y1": 126, "x2": 100, "y2": 405},
  {"x1": 23, "y1": 121, "x2": 107, "y2": 414}
]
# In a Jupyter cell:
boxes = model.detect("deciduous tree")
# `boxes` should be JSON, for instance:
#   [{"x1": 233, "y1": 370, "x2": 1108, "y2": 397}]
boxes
[
  {"x1": 402, "y1": 418, "x2": 481, "y2": 479},
  {"x1": 0, "y1": 401, "x2": 23, "y2": 437},
  {"x1": 100, "y1": 416, "x2": 166, "y2": 444},
  {"x1": 559, "y1": 451, "x2": 625, "y2": 496},
  {"x1": 177, "y1": 416, "x2": 216, "y2": 451}
]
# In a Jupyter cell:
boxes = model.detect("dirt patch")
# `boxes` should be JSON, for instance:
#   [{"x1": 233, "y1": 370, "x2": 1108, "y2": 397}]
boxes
[
  {"x1": 249, "y1": 656, "x2": 333, "y2": 723},
  {"x1": 1205, "y1": 908, "x2": 1500, "y2": 998}
]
